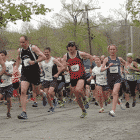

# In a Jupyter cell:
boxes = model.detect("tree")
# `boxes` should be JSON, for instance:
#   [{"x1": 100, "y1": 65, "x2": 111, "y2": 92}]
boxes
[{"x1": 0, "y1": 0, "x2": 51, "y2": 28}]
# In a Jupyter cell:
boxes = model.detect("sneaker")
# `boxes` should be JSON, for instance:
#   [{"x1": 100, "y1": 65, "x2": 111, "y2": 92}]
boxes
[
  {"x1": 109, "y1": 110, "x2": 115, "y2": 117},
  {"x1": 83, "y1": 100, "x2": 89, "y2": 109},
  {"x1": 132, "y1": 100, "x2": 136, "y2": 107},
  {"x1": 95, "y1": 101, "x2": 99, "y2": 106},
  {"x1": 32, "y1": 102, "x2": 38, "y2": 107},
  {"x1": 48, "y1": 107, "x2": 54, "y2": 112},
  {"x1": 17, "y1": 112, "x2": 27, "y2": 119},
  {"x1": 99, "y1": 108, "x2": 104, "y2": 113},
  {"x1": 80, "y1": 110, "x2": 87, "y2": 118},
  {"x1": 125, "y1": 102, "x2": 129, "y2": 108},
  {"x1": 118, "y1": 99, "x2": 125, "y2": 110},
  {"x1": 42, "y1": 96, "x2": 47, "y2": 106},
  {"x1": 6, "y1": 112, "x2": 11, "y2": 119},
  {"x1": 92, "y1": 98, "x2": 95, "y2": 102}
]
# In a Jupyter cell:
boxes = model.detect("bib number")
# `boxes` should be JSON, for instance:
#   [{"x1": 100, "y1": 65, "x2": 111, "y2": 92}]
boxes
[
  {"x1": 126, "y1": 75, "x2": 134, "y2": 80},
  {"x1": 110, "y1": 66, "x2": 118, "y2": 73},
  {"x1": 23, "y1": 58, "x2": 31, "y2": 67},
  {"x1": 71, "y1": 64, "x2": 79, "y2": 72},
  {"x1": 57, "y1": 76, "x2": 62, "y2": 80},
  {"x1": 85, "y1": 68, "x2": 90, "y2": 73}
]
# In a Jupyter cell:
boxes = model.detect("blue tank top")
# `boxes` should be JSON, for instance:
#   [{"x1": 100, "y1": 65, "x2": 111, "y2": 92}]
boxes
[{"x1": 107, "y1": 56, "x2": 121, "y2": 76}]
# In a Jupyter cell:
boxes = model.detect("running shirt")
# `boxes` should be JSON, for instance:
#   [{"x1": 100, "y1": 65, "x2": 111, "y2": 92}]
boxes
[
  {"x1": 41, "y1": 57, "x2": 56, "y2": 81},
  {"x1": 20, "y1": 45, "x2": 40, "y2": 75},
  {"x1": 92, "y1": 65, "x2": 107, "y2": 85},
  {"x1": 66, "y1": 50, "x2": 85, "y2": 79},
  {"x1": 125, "y1": 61, "x2": 136, "y2": 81},
  {"x1": 0, "y1": 61, "x2": 13, "y2": 87},
  {"x1": 107, "y1": 56, "x2": 121, "y2": 75},
  {"x1": 83, "y1": 59, "x2": 91, "y2": 74}
]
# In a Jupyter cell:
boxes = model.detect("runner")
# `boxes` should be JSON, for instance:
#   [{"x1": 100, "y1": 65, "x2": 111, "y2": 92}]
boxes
[
  {"x1": 62, "y1": 41, "x2": 94, "y2": 118},
  {"x1": 87, "y1": 56, "x2": 108, "y2": 113},
  {"x1": 0, "y1": 50, "x2": 13, "y2": 119},
  {"x1": 124, "y1": 53, "x2": 140, "y2": 107},
  {"x1": 101, "y1": 44, "x2": 126, "y2": 117},
  {"x1": 41, "y1": 47, "x2": 64, "y2": 112},
  {"x1": 16, "y1": 35, "x2": 46, "y2": 119}
]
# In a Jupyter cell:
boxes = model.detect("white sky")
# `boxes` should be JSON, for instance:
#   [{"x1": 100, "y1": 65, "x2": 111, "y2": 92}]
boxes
[{"x1": 6, "y1": 0, "x2": 128, "y2": 33}]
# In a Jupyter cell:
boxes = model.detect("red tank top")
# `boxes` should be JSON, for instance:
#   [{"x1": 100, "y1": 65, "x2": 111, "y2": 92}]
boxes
[{"x1": 67, "y1": 51, "x2": 85, "y2": 79}]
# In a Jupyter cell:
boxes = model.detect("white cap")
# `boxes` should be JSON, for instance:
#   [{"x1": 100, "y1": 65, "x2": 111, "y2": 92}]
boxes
[{"x1": 127, "y1": 53, "x2": 133, "y2": 58}]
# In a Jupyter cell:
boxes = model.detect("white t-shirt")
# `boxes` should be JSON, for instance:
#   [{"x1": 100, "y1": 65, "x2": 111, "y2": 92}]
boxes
[
  {"x1": 0, "y1": 61, "x2": 13, "y2": 87},
  {"x1": 92, "y1": 65, "x2": 107, "y2": 85},
  {"x1": 41, "y1": 57, "x2": 55, "y2": 81}
]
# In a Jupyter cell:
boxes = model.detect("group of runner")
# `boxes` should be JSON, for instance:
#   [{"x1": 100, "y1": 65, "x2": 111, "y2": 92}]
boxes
[{"x1": 0, "y1": 35, "x2": 140, "y2": 119}]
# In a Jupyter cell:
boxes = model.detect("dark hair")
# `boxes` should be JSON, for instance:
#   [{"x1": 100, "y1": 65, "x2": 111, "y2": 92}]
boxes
[
  {"x1": 66, "y1": 41, "x2": 78, "y2": 50},
  {"x1": 21, "y1": 35, "x2": 28, "y2": 41},
  {"x1": 44, "y1": 47, "x2": 51, "y2": 52},
  {"x1": 0, "y1": 50, "x2": 7, "y2": 56}
]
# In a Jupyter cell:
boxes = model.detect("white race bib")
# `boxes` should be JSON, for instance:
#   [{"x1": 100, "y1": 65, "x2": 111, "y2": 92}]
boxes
[
  {"x1": 65, "y1": 73, "x2": 70, "y2": 83},
  {"x1": 85, "y1": 69, "x2": 90, "y2": 73},
  {"x1": 126, "y1": 75, "x2": 134, "y2": 80},
  {"x1": 110, "y1": 66, "x2": 118, "y2": 73},
  {"x1": 71, "y1": 64, "x2": 79, "y2": 72},
  {"x1": 44, "y1": 66, "x2": 52, "y2": 80},
  {"x1": 57, "y1": 76, "x2": 62, "y2": 80},
  {"x1": 23, "y1": 58, "x2": 31, "y2": 67}
]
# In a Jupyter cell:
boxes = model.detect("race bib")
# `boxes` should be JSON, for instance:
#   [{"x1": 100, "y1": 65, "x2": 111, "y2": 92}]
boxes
[
  {"x1": 57, "y1": 76, "x2": 62, "y2": 80},
  {"x1": 23, "y1": 58, "x2": 31, "y2": 67},
  {"x1": 91, "y1": 79, "x2": 95, "y2": 84},
  {"x1": 126, "y1": 75, "x2": 134, "y2": 80},
  {"x1": 110, "y1": 66, "x2": 118, "y2": 73},
  {"x1": 85, "y1": 69, "x2": 90, "y2": 73},
  {"x1": 65, "y1": 73, "x2": 70, "y2": 83},
  {"x1": 71, "y1": 64, "x2": 79, "y2": 72},
  {"x1": 44, "y1": 66, "x2": 52, "y2": 80}
]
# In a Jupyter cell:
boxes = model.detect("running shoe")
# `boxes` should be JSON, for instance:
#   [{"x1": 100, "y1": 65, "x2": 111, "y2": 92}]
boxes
[
  {"x1": 6, "y1": 112, "x2": 11, "y2": 119},
  {"x1": 125, "y1": 102, "x2": 129, "y2": 108},
  {"x1": 95, "y1": 101, "x2": 99, "y2": 106},
  {"x1": 32, "y1": 102, "x2": 38, "y2": 107},
  {"x1": 92, "y1": 98, "x2": 95, "y2": 102},
  {"x1": 109, "y1": 110, "x2": 115, "y2": 117},
  {"x1": 48, "y1": 107, "x2": 54, "y2": 112},
  {"x1": 99, "y1": 108, "x2": 104, "y2": 113},
  {"x1": 132, "y1": 100, "x2": 136, "y2": 107},
  {"x1": 17, "y1": 112, "x2": 27, "y2": 119},
  {"x1": 4, "y1": 101, "x2": 7, "y2": 105},
  {"x1": 42, "y1": 96, "x2": 47, "y2": 106},
  {"x1": 80, "y1": 110, "x2": 87, "y2": 118},
  {"x1": 118, "y1": 99, "x2": 125, "y2": 110},
  {"x1": 83, "y1": 100, "x2": 89, "y2": 109}
]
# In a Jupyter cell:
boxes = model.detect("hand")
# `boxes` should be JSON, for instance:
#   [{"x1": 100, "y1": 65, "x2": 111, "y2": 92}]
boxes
[
  {"x1": 109, "y1": 63, "x2": 114, "y2": 67},
  {"x1": 28, "y1": 61, "x2": 35, "y2": 66},
  {"x1": 54, "y1": 74, "x2": 58, "y2": 78}
]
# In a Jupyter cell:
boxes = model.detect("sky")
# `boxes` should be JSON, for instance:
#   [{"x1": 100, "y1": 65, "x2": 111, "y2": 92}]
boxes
[{"x1": 6, "y1": 0, "x2": 127, "y2": 33}]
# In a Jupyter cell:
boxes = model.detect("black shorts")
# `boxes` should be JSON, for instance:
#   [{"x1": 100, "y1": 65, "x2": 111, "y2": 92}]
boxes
[
  {"x1": 0, "y1": 85, "x2": 13, "y2": 98},
  {"x1": 13, "y1": 82, "x2": 20, "y2": 89},
  {"x1": 70, "y1": 74, "x2": 86, "y2": 87},
  {"x1": 107, "y1": 74, "x2": 122, "y2": 90},
  {"x1": 21, "y1": 72, "x2": 40, "y2": 86},
  {"x1": 90, "y1": 84, "x2": 95, "y2": 90},
  {"x1": 43, "y1": 78, "x2": 57, "y2": 88}
]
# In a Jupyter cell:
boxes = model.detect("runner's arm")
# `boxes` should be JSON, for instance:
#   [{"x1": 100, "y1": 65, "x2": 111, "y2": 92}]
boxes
[
  {"x1": 32, "y1": 46, "x2": 46, "y2": 63},
  {"x1": 79, "y1": 52, "x2": 94, "y2": 62},
  {"x1": 0, "y1": 55, "x2": 6, "y2": 76},
  {"x1": 16, "y1": 49, "x2": 21, "y2": 69},
  {"x1": 101, "y1": 58, "x2": 109, "y2": 72},
  {"x1": 118, "y1": 57, "x2": 126, "y2": 66}
]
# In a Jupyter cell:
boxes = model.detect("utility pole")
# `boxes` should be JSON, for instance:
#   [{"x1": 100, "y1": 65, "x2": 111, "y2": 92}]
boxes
[
  {"x1": 85, "y1": 5, "x2": 100, "y2": 55},
  {"x1": 130, "y1": 26, "x2": 133, "y2": 54}
]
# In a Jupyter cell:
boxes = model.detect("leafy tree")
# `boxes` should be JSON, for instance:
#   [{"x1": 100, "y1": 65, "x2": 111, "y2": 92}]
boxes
[{"x1": 0, "y1": 0, "x2": 51, "y2": 28}]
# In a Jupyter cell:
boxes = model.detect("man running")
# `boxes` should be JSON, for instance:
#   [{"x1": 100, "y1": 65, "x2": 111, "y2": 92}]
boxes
[
  {"x1": 62, "y1": 41, "x2": 94, "y2": 118},
  {"x1": 16, "y1": 35, "x2": 46, "y2": 119}
]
